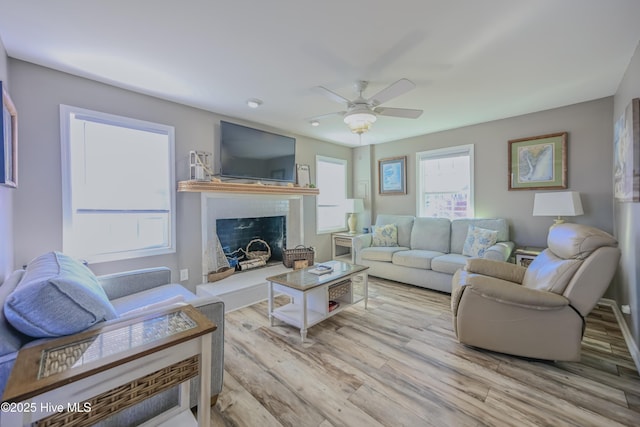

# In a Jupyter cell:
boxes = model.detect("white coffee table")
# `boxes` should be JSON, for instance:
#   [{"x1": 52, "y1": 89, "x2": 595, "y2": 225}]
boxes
[{"x1": 266, "y1": 260, "x2": 368, "y2": 342}]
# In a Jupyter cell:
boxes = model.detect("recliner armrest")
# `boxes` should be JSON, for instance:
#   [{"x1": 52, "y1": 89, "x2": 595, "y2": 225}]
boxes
[
  {"x1": 457, "y1": 270, "x2": 569, "y2": 310},
  {"x1": 465, "y1": 258, "x2": 526, "y2": 284}
]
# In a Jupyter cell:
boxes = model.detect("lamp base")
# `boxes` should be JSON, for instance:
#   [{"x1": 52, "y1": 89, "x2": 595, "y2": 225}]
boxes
[{"x1": 348, "y1": 213, "x2": 358, "y2": 234}]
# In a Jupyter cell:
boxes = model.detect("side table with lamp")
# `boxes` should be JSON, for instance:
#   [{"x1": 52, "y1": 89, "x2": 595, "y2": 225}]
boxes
[{"x1": 333, "y1": 199, "x2": 365, "y2": 264}]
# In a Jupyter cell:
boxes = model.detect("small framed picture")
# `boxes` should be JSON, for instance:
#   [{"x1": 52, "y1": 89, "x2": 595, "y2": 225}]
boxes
[
  {"x1": 1, "y1": 81, "x2": 17, "y2": 188},
  {"x1": 508, "y1": 132, "x2": 567, "y2": 190},
  {"x1": 379, "y1": 156, "x2": 407, "y2": 195},
  {"x1": 296, "y1": 164, "x2": 310, "y2": 187}
]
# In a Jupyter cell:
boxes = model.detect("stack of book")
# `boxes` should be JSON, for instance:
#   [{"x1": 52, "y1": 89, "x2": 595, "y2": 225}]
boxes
[{"x1": 309, "y1": 264, "x2": 333, "y2": 275}]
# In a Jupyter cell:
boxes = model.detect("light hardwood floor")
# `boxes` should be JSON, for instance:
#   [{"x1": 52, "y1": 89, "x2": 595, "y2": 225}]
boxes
[{"x1": 209, "y1": 277, "x2": 640, "y2": 426}]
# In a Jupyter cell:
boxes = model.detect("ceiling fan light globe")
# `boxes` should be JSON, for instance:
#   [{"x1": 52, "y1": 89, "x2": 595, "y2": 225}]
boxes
[{"x1": 344, "y1": 111, "x2": 377, "y2": 134}]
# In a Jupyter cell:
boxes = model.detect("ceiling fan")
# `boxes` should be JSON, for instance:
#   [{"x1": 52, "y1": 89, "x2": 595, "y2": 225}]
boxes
[{"x1": 311, "y1": 78, "x2": 423, "y2": 135}]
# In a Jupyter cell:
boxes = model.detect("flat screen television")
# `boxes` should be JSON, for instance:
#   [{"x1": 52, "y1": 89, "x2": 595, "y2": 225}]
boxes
[{"x1": 219, "y1": 121, "x2": 296, "y2": 183}]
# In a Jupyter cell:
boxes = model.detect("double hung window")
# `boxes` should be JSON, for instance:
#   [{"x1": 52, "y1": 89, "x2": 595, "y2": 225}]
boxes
[
  {"x1": 316, "y1": 155, "x2": 347, "y2": 233},
  {"x1": 60, "y1": 105, "x2": 175, "y2": 263},
  {"x1": 417, "y1": 144, "x2": 474, "y2": 219}
]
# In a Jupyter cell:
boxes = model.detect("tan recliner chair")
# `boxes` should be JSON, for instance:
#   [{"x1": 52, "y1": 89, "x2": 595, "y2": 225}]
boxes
[{"x1": 451, "y1": 223, "x2": 620, "y2": 361}]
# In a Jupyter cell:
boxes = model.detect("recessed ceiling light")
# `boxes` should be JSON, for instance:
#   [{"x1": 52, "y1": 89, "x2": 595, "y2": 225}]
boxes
[
  {"x1": 310, "y1": 120, "x2": 320, "y2": 127},
  {"x1": 246, "y1": 98, "x2": 263, "y2": 108}
]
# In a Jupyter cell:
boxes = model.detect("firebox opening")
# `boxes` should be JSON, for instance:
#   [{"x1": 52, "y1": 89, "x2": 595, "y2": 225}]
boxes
[{"x1": 216, "y1": 216, "x2": 286, "y2": 268}]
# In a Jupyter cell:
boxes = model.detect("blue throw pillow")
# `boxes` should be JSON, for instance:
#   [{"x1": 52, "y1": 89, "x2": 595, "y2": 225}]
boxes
[
  {"x1": 4, "y1": 252, "x2": 117, "y2": 338},
  {"x1": 462, "y1": 225, "x2": 498, "y2": 258}
]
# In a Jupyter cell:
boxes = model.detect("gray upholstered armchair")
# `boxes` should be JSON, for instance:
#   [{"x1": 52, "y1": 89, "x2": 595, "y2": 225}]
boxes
[{"x1": 451, "y1": 223, "x2": 620, "y2": 361}]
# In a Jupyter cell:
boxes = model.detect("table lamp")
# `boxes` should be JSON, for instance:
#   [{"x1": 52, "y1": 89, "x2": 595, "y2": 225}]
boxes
[
  {"x1": 532, "y1": 191, "x2": 584, "y2": 226},
  {"x1": 345, "y1": 199, "x2": 364, "y2": 234}
]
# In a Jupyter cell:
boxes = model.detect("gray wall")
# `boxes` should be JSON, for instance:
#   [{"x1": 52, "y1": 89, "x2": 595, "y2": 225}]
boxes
[
  {"x1": 363, "y1": 97, "x2": 614, "y2": 248},
  {"x1": 0, "y1": 36, "x2": 12, "y2": 283},
  {"x1": 9, "y1": 59, "x2": 350, "y2": 290},
  {"x1": 613, "y1": 41, "x2": 640, "y2": 349}
]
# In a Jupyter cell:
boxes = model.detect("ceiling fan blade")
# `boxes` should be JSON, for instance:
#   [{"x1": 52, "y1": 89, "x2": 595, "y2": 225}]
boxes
[
  {"x1": 308, "y1": 111, "x2": 346, "y2": 121},
  {"x1": 368, "y1": 78, "x2": 416, "y2": 106},
  {"x1": 374, "y1": 107, "x2": 423, "y2": 119},
  {"x1": 312, "y1": 86, "x2": 351, "y2": 106}
]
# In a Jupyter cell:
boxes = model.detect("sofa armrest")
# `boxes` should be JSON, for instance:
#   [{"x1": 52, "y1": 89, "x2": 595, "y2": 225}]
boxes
[
  {"x1": 465, "y1": 258, "x2": 526, "y2": 284},
  {"x1": 353, "y1": 234, "x2": 372, "y2": 264},
  {"x1": 456, "y1": 270, "x2": 569, "y2": 310},
  {"x1": 483, "y1": 241, "x2": 515, "y2": 261},
  {"x1": 98, "y1": 267, "x2": 172, "y2": 300}
]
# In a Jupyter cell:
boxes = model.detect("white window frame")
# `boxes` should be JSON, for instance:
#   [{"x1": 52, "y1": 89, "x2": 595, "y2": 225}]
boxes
[
  {"x1": 60, "y1": 105, "x2": 176, "y2": 263},
  {"x1": 315, "y1": 155, "x2": 348, "y2": 234},
  {"x1": 416, "y1": 144, "x2": 474, "y2": 219}
]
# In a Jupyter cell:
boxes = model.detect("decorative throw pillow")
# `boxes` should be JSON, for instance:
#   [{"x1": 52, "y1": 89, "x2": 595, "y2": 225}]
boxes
[
  {"x1": 372, "y1": 223, "x2": 399, "y2": 247},
  {"x1": 462, "y1": 225, "x2": 498, "y2": 258},
  {"x1": 4, "y1": 252, "x2": 117, "y2": 338}
]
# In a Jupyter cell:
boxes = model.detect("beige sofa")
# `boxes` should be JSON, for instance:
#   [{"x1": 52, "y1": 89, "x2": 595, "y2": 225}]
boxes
[
  {"x1": 451, "y1": 223, "x2": 620, "y2": 361},
  {"x1": 353, "y1": 215, "x2": 514, "y2": 293}
]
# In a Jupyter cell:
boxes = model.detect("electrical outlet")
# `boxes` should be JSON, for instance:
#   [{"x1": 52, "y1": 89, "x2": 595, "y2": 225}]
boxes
[
  {"x1": 180, "y1": 269, "x2": 189, "y2": 281},
  {"x1": 621, "y1": 304, "x2": 631, "y2": 314}
]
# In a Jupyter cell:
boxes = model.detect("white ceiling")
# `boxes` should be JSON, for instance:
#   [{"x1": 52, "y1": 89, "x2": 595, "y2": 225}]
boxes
[{"x1": 1, "y1": 0, "x2": 639, "y2": 147}]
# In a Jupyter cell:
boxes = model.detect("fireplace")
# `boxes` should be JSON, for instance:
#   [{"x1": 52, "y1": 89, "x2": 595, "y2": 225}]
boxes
[
  {"x1": 200, "y1": 193, "x2": 304, "y2": 282},
  {"x1": 216, "y1": 215, "x2": 286, "y2": 263}
]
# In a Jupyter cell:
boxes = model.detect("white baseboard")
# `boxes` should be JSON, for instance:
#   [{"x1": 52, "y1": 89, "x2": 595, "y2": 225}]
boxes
[{"x1": 599, "y1": 298, "x2": 640, "y2": 373}]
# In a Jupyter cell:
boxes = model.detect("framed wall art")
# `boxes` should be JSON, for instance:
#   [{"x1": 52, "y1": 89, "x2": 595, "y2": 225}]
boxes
[
  {"x1": 508, "y1": 132, "x2": 567, "y2": 190},
  {"x1": 614, "y1": 98, "x2": 639, "y2": 202},
  {"x1": 296, "y1": 164, "x2": 310, "y2": 187},
  {"x1": 379, "y1": 156, "x2": 406, "y2": 195},
  {"x1": 1, "y1": 81, "x2": 17, "y2": 188}
]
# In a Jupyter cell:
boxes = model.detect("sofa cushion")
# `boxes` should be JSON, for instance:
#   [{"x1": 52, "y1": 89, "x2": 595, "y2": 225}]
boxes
[
  {"x1": 372, "y1": 223, "x2": 399, "y2": 247},
  {"x1": 431, "y1": 253, "x2": 469, "y2": 275},
  {"x1": 462, "y1": 225, "x2": 498, "y2": 258},
  {"x1": 392, "y1": 250, "x2": 445, "y2": 269},
  {"x1": 361, "y1": 247, "x2": 409, "y2": 262},
  {"x1": 375, "y1": 215, "x2": 414, "y2": 248},
  {"x1": 410, "y1": 217, "x2": 451, "y2": 253},
  {"x1": 522, "y1": 250, "x2": 582, "y2": 294},
  {"x1": 111, "y1": 284, "x2": 196, "y2": 316},
  {"x1": 4, "y1": 252, "x2": 118, "y2": 338},
  {"x1": 451, "y1": 219, "x2": 508, "y2": 254}
]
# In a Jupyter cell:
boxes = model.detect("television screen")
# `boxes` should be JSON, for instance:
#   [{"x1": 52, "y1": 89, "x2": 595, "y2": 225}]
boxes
[{"x1": 219, "y1": 121, "x2": 296, "y2": 182}]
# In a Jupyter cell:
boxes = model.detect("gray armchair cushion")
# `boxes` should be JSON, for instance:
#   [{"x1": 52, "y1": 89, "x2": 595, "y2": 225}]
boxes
[
  {"x1": 110, "y1": 284, "x2": 198, "y2": 316},
  {"x1": 4, "y1": 252, "x2": 117, "y2": 338}
]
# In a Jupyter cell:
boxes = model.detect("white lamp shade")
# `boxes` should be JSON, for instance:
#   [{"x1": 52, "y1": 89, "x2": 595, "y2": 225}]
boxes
[
  {"x1": 533, "y1": 191, "x2": 584, "y2": 217},
  {"x1": 344, "y1": 198, "x2": 364, "y2": 214}
]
